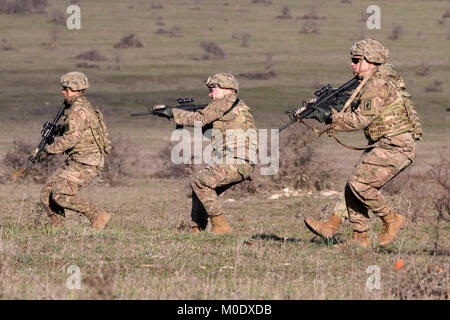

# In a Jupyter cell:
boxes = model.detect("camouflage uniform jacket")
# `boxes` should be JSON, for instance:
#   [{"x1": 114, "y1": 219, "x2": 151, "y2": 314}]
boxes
[
  {"x1": 46, "y1": 95, "x2": 106, "y2": 167},
  {"x1": 173, "y1": 93, "x2": 258, "y2": 164},
  {"x1": 331, "y1": 66, "x2": 420, "y2": 156}
]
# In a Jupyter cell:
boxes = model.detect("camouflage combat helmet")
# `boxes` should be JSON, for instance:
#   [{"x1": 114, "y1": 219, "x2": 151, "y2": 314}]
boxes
[
  {"x1": 350, "y1": 39, "x2": 389, "y2": 64},
  {"x1": 60, "y1": 71, "x2": 89, "y2": 91},
  {"x1": 206, "y1": 73, "x2": 239, "y2": 92}
]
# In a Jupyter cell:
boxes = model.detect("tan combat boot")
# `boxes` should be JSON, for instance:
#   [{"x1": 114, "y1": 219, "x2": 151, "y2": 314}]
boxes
[
  {"x1": 91, "y1": 212, "x2": 112, "y2": 230},
  {"x1": 49, "y1": 214, "x2": 65, "y2": 227},
  {"x1": 211, "y1": 214, "x2": 232, "y2": 235},
  {"x1": 378, "y1": 211, "x2": 404, "y2": 247},
  {"x1": 304, "y1": 214, "x2": 342, "y2": 239},
  {"x1": 333, "y1": 231, "x2": 371, "y2": 250},
  {"x1": 191, "y1": 226, "x2": 201, "y2": 234}
]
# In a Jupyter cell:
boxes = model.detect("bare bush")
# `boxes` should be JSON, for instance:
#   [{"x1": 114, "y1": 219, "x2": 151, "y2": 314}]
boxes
[
  {"x1": 76, "y1": 50, "x2": 106, "y2": 62},
  {"x1": 1, "y1": 136, "x2": 135, "y2": 187},
  {"x1": 358, "y1": 9, "x2": 370, "y2": 22},
  {"x1": 199, "y1": 41, "x2": 225, "y2": 59},
  {"x1": 232, "y1": 127, "x2": 336, "y2": 197},
  {"x1": 251, "y1": 0, "x2": 272, "y2": 4},
  {"x1": 155, "y1": 26, "x2": 182, "y2": 38},
  {"x1": 0, "y1": 0, "x2": 48, "y2": 15},
  {"x1": 388, "y1": 25, "x2": 402, "y2": 40},
  {"x1": 276, "y1": 6, "x2": 292, "y2": 19},
  {"x1": 75, "y1": 62, "x2": 99, "y2": 69},
  {"x1": 47, "y1": 9, "x2": 65, "y2": 25},
  {"x1": 417, "y1": 31, "x2": 426, "y2": 41},
  {"x1": 150, "y1": 144, "x2": 199, "y2": 179},
  {"x1": 41, "y1": 28, "x2": 58, "y2": 50},
  {"x1": 150, "y1": 2, "x2": 163, "y2": 9},
  {"x1": 1, "y1": 38, "x2": 15, "y2": 51},
  {"x1": 424, "y1": 80, "x2": 443, "y2": 92},
  {"x1": 271, "y1": 127, "x2": 334, "y2": 191},
  {"x1": 298, "y1": 8, "x2": 325, "y2": 20},
  {"x1": 102, "y1": 138, "x2": 134, "y2": 186},
  {"x1": 390, "y1": 262, "x2": 449, "y2": 299},
  {"x1": 232, "y1": 32, "x2": 251, "y2": 48},
  {"x1": 414, "y1": 63, "x2": 430, "y2": 77},
  {"x1": 239, "y1": 69, "x2": 276, "y2": 80},
  {"x1": 429, "y1": 158, "x2": 449, "y2": 222},
  {"x1": 299, "y1": 21, "x2": 319, "y2": 34},
  {"x1": 385, "y1": 157, "x2": 448, "y2": 253},
  {"x1": 113, "y1": 34, "x2": 143, "y2": 49},
  {"x1": 0, "y1": 140, "x2": 61, "y2": 184},
  {"x1": 349, "y1": 29, "x2": 366, "y2": 41}
]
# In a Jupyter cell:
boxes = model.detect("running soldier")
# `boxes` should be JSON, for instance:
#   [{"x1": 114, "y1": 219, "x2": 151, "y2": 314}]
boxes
[
  {"x1": 36, "y1": 72, "x2": 112, "y2": 229},
  {"x1": 303, "y1": 39, "x2": 422, "y2": 248}
]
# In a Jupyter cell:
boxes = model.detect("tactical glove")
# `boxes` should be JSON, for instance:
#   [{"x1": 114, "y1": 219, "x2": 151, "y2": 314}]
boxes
[
  {"x1": 38, "y1": 149, "x2": 50, "y2": 162},
  {"x1": 153, "y1": 105, "x2": 173, "y2": 119},
  {"x1": 54, "y1": 124, "x2": 66, "y2": 136},
  {"x1": 305, "y1": 106, "x2": 332, "y2": 124},
  {"x1": 29, "y1": 148, "x2": 49, "y2": 163}
]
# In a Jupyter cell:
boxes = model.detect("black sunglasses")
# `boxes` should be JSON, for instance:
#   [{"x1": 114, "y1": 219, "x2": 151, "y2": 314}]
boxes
[{"x1": 351, "y1": 57, "x2": 362, "y2": 64}]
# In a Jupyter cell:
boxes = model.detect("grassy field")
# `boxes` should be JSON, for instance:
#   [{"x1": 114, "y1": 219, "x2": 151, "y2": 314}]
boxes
[{"x1": 0, "y1": 0, "x2": 448, "y2": 300}]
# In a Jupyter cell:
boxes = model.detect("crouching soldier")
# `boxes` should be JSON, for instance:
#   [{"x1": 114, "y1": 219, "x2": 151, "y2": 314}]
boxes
[{"x1": 157, "y1": 73, "x2": 258, "y2": 234}]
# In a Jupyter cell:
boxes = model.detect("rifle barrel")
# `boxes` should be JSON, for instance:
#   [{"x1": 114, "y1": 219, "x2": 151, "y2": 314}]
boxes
[
  {"x1": 277, "y1": 118, "x2": 297, "y2": 134},
  {"x1": 131, "y1": 111, "x2": 154, "y2": 116}
]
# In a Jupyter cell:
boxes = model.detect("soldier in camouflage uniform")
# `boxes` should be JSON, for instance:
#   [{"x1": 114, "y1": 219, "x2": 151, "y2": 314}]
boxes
[
  {"x1": 303, "y1": 39, "x2": 422, "y2": 248},
  {"x1": 36, "y1": 72, "x2": 112, "y2": 229},
  {"x1": 157, "y1": 73, "x2": 258, "y2": 234}
]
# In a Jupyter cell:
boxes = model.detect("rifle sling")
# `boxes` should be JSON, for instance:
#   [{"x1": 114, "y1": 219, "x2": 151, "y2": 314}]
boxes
[
  {"x1": 222, "y1": 98, "x2": 240, "y2": 117},
  {"x1": 317, "y1": 127, "x2": 374, "y2": 151}
]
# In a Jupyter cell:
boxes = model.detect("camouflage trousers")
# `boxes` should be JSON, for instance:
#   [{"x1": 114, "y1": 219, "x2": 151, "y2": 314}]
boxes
[
  {"x1": 345, "y1": 146, "x2": 413, "y2": 232},
  {"x1": 190, "y1": 162, "x2": 254, "y2": 229},
  {"x1": 40, "y1": 159, "x2": 103, "y2": 223}
]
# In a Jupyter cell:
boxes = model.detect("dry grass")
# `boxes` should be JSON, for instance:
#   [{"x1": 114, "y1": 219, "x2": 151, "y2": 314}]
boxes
[{"x1": 0, "y1": 0, "x2": 449, "y2": 300}]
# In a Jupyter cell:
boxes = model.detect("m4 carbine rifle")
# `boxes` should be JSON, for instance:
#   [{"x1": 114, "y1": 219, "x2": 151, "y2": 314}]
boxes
[
  {"x1": 277, "y1": 76, "x2": 360, "y2": 133},
  {"x1": 131, "y1": 97, "x2": 208, "y2": 129},
  {"x1": 25, "y1": 104, "x2": 65, "y2": 177}
]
